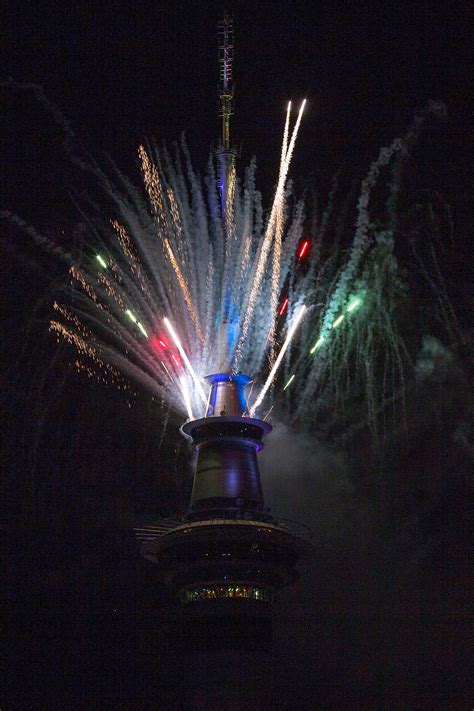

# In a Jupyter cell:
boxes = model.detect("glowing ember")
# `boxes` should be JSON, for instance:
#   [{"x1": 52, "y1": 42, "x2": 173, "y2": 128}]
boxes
[
  {"x1": 298, "y1": 240, "x2": 309, "y2": 259},
  {"x1": 279, "y1": 297, "x2": 289, "y2": 317}
]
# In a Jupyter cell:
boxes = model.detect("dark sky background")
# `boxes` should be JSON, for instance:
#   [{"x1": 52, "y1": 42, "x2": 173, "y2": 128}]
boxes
[{"x1": 1, "y1": 1, "x2": 473, "y2": 709}]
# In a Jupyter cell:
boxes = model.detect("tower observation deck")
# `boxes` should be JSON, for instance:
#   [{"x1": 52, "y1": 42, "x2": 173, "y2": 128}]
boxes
[{"x1": 138, "y1": 374, "x2": 310, "y2": 707}]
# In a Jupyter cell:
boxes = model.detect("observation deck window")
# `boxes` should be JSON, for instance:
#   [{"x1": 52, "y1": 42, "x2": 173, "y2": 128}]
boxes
[{"x1": 182, "y1": 584, "x2": 269, "y2": 603}]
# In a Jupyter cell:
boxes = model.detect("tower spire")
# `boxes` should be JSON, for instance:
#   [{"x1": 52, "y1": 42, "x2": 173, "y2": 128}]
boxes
[
  {"x1": 217, "y1": 10, "x2": 236, "y2": 216},
  {"x1": 218, "y1": 10, "x2": 234, "y2": 152}
]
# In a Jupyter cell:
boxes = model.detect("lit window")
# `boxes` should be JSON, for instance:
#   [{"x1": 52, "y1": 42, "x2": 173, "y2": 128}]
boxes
[{"x1": 183, "y1": 584, "x2": 268, "y2": 603}]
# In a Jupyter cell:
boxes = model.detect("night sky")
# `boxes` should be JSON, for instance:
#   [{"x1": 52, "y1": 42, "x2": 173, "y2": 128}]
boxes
[{"x1": 2, "y1": 2, "x2": 473, "y2": 709}]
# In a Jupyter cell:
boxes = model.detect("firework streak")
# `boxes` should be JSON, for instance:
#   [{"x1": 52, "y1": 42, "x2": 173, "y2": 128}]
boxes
[{"x1": 53, "y1": 104, "x2": 308, "y2": 417}]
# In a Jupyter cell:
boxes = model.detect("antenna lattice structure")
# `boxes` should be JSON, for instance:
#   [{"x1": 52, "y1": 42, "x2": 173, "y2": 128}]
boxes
[
  {"x1": 218, "y1": 11, "x2": 234, "y2": 152},
  {"x1": 217, "y1": 11, "x2": 237, "y2": 218}
]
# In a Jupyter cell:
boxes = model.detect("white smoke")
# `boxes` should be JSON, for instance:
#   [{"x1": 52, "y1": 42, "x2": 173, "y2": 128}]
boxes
[
  {"x1": 259, "y1": 420, "x2": 355, "y2": 538},
  {"x1": 415, "y1": 335, "x2": 453, "y2": 382}
]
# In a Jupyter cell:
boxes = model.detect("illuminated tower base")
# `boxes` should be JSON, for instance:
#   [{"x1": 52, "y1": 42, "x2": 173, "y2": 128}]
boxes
[{"x1": 139, "y1": 374, "x2": 309, "y2": 708}]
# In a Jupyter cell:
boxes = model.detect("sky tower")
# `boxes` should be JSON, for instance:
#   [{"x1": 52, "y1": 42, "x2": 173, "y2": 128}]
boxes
[
  {"x1": 136, "y1": 374, "x2": 310, "y2": 707},
  {"x1": 134, "y1": 14, "x2": 310, "y2": 708}
]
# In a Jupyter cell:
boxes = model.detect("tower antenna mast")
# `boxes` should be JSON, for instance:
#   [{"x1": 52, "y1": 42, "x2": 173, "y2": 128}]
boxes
[
  {"x1": 217, "y1": 10, "x2": 236, "y2": 214},
  {"x1": 218, "y1": 10, "x2": 234, "y2": 152}
]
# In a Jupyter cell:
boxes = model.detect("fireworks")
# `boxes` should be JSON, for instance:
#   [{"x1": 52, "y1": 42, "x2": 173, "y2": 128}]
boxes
[
  {"x1": 163, "y1": 317, "x2": 207, "y2": 407},
  {"x1": 48, "y1": 100, "x2": 455, "y2": 439},
  {"x1": 50, "y1": 103, "x2": 310, "y2": 419},
  {"x1": 250, "y1": 304, "x2": 306, "y2": 416}
]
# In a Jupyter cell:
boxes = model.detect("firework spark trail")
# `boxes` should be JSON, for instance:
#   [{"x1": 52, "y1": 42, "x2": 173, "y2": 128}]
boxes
[
  {"x1": 97, "y1": 271, "x2": 126, "y2": 310},
  {"x1": 111, "y1": 221, "x2": 152, "y2": 302},
  {"x1": 181, "y1": 141, "x2": 214, "y2": 331},
  {"x1": 166, "y1": 181, "x2": 202, "y2": 314},
  {"x1": 86, "y1": 251, "x2": 160, "y2": 345},
  {"x1": 179, "y1": 376, "x2": 194, "y2": 420},
  {"x1": 164, "y1": 318, "x2": 207, "y2": 406},
  {"x1": 281, "y1": 101, "x2": 292, "y2": 167},
  {"x1": 166, "y1": 188, "x2": 185, "y2": 255},
  {"x1": 111, "y1": 202, "x2": 179, "y2": 335},
  {"x1": 268, "y1": 179, "x2": 288, "y2": 362},
  {"x1": 224, "y1": 165, "x2": 236, "y2": 245},
  {"x1": 231, "y1": 160, "x2": 260, "y2": 328},
  {"x1": 71, "y1": 300, "x2": 163, "y2": 390},
  {"x1": 139, "y1": 145, "x2": 204, "y2": 343},
  {"x1": 69, "y1": 266, "x2": 101, "y2": 304},
  {"x1": 317, "y1": 137, "x2": 403, "y2": 343},
  {"x1": 250, "y1": 303, "x2": 306, "y2": 416},
  {"x1": 233, "y1": 99, "x2": 306, "y2": 367},
  {"x1": 129, "y1": 154, "x2": 183, "y2": 318},
  {"x1": 50, "y1": 321, "x2": 101, "y2": 366},
  {"x1": 316, "y1": 102, "x2": 445, "y2": 349},
  {"x1": 163, "y1": 235, "x2": 204, "y2": 343},
  {"x1": 272, "y1": 100, "x2": 293, "y2": 308},
  {"x1": 52, "y1": 302, "x2": 95, "y2": 344},
  {"x1": 271, "y1": 99, "x2": 292, "y2": 323},
  {"x1": 162, "y1": 147, "x2": 199, "y2": 296},
  {"x1": 269, "y1": 105, "x2": 292, "y2": 360},
  {"x1": 134, "y1": 149, "x2": 202, "y2": 376}
]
